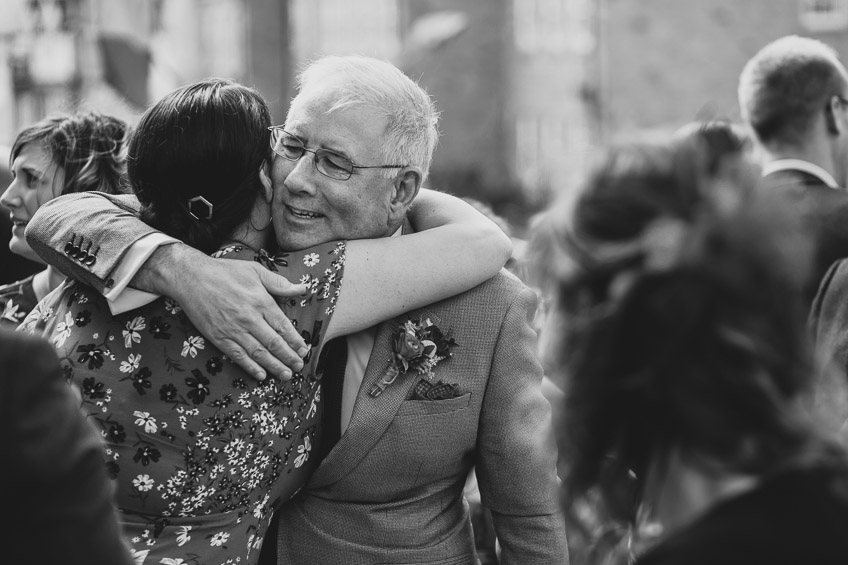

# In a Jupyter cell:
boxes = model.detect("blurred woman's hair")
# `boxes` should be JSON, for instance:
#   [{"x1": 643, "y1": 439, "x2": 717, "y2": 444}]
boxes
[
  {"x1": 130, "y1": 78, "x2": 271, "y2": 254},
  {"x1": 531, "y1": 128, "x2": 842, "y2": 534},
  {"x1": 10, "y1": 111, "x2": 128, "y2": 199},
  {"x1": 672, "y1": 120, "x2": 752, "y2": 176}
]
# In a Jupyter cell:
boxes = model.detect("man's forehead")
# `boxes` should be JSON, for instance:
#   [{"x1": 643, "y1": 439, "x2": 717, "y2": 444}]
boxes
[
  {"x1": 287, "y1": 87, "x2": 363, "y2": 123},
  {"x1": 285, "y1": 93, "x2": 388, "y2": 150}
]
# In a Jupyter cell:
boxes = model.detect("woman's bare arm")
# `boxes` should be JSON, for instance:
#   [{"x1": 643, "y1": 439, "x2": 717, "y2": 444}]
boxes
[{"x1": 326, "y1": 189, "x2": 512, "y2": 339}]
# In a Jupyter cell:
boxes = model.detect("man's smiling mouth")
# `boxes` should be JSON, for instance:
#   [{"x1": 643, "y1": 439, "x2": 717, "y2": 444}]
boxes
[{"x1": 286, "y1": 205, "x2": 323, "y2": 219}]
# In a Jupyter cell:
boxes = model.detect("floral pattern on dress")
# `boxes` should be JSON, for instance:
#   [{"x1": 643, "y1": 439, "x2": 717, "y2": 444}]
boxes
[
  {"x1": 0, "y1": 274, "x2": 37, "y2": 328},
  {"x1": 22, "y1": 242, "x2": 345, "y2": 565}
]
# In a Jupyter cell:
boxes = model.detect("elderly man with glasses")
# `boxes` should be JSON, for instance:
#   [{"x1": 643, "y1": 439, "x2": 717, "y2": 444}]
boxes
[{"x1": 24, "y1": 55, "x2": 568, "y2": 565}]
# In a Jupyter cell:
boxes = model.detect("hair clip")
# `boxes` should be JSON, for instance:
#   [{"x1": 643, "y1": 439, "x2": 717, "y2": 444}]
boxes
[{"x1": 187, "y1": 196, "x2": 214, "y2": 220}]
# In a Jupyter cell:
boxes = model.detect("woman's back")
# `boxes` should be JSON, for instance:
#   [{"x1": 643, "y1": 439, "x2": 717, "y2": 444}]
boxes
[
  {"x1": 533, "y1": 128, "x2": 848, "y2": 564},
  {"x1": 24, "y1": 242, "x2": 344, "y2": 563},
  {"x1": 638, "y1": 461, "x2": 848, "y2": 564}
]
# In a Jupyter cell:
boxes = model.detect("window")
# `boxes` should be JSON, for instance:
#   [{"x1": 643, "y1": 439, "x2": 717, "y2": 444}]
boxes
[
  {"x1": 799, "y1": 0, "x2": 848, "y2": 32},
  {"x1": 200, "y1": 0, "x2": 245, "y2": 78},
  {"x1": 291, "y1": 0, "x2": 400, "y2": 62},
  {"x1": 513, "y1": 0, "x2": 593, "y2": 55},
  {"x1": 515, "y1": 115, "x2": 568, "y2": 195}
]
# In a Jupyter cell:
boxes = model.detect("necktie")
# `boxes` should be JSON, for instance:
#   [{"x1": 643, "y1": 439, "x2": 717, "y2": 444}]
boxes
[{"x1": 318, "y1": 336, "x2": 348, "y2": 458}]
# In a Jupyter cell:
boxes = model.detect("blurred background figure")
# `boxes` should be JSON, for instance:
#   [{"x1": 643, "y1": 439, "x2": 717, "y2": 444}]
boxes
[
  {"x1": 672, "y1": 120, "x2": 753, "y2": 174},
  {"x1": 0, "y1": 328, "x2": 133, "y2": 565},
  {"x1": 532, "y1": 133, "x2": 848, "y2": 564},
  {"x1": 0, "y1": 111, "x2": 127, "y2": 327},
  {"x1": 738, "y1": 35, "x2": 848, "y2": 305}
]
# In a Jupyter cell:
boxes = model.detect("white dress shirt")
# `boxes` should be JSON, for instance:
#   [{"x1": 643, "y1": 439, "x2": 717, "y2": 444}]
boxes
[
  {"x1": 338, "y1": 226, "x2": 403, "y2": 434},
  {"x1": 103, "y1": 233, "x2": 179, "y2": 313},
  {"x1": 762, "y1": 158, "x2": 841, "y2": 189}
]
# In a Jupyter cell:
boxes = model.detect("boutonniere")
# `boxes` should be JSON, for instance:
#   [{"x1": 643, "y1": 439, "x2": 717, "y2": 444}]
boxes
[{"x1": 368, "y1": 318, "x2": 457, "y2": 398}]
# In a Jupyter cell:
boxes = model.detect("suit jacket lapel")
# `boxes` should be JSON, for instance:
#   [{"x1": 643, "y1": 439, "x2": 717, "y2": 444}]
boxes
[
  {"x1": 309, "y1": 306, "x2": 440, "y2": 487},
  {"x1": 308, "y1": 218, "x2": 427, "y2": 487}
]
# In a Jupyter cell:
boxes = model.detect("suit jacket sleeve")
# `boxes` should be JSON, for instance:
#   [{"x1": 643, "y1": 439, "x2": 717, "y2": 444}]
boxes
[
  {"x1": 25, "y1": 191, "x2": 150, "y2": 294},
  {"x1": 475, "y1": 286, "x2": 570, "y2": 564},
  {"x1": 1, "y1": 330, "x2": 134, "y2": 565}
]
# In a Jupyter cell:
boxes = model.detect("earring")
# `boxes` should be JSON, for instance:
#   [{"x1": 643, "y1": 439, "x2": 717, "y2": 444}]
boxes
[
  {"x1": 250, "y1": 205, "x2": 273, "y2": 231},
  {"x1": 251, "y1": 177, "x2": 274, "y2": 230}
]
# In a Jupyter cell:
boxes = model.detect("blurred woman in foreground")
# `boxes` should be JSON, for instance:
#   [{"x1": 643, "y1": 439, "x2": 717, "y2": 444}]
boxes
[{"x1": 533, "y1": 126, "x2": 848, "y2": 564}]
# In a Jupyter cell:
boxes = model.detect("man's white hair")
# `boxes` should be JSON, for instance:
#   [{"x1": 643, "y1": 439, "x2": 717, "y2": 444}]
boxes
[{"x1": 294, "y1": 55, "x2": 440, "y2": 180}]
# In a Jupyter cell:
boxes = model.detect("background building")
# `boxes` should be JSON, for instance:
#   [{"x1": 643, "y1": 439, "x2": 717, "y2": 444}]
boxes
[
  {"x1": 0, "y1": 0, "x2": 291, "y2": 136},
  {"x1": 594, "y1": 0, "x2": 848, "y2": 141},
  {"x1": 2, "y1": 0, "x2": 848, "y2": 230}
]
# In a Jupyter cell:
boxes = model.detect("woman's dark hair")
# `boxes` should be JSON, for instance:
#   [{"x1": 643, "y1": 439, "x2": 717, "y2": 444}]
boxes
[
  {"x1": 129, "y1": 78, "x2": 271, "y2": 254},
  {"x1": 532, "y1": 131, "x2": 838, "y2": 535},
  {"x1": 673, "y1": 120, "x2": 752, "y2": 176},
  {"x1": 10, "y1": 111, "x2": 128, "y2": 198}
]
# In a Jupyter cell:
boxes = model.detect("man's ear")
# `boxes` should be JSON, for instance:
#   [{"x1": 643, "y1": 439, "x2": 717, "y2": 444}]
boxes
[
  {"x1": 388, "y1": 166, "x2": 423, "y2": 223},
  {"x1": 259, "y1": 160, "x2": 274, "y2": 203},
  {"x1": 825, "y1": 96, "x2": 843, "y2": 135}
]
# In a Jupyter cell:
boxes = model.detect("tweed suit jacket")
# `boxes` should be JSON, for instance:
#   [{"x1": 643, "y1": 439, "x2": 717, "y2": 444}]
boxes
[
  {"x1": 26, "y1": 192, "x2": 148, "y2": 294},
  {"x1": 762, "y1": 169, "x2": 848, "y2": 305},
  {"x1": 809, "y1": 260, "x2": 848, "y2": 445},
  {"x1": 26, "y1": 191, "x2": 569, "y2": 564},
  {"x1": 0, "y1": 329, "x2": 134, "y2": 565},
  {"x1": 275, "y1": 269, "x2": 567, "y2": 565}
]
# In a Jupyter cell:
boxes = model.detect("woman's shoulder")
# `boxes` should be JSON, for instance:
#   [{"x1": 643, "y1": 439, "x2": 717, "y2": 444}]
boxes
[
  {"x1": 212, "y1": 241, "x2": 346, "y2": 272},
  {"x1": 258, "y1": 241, "x2": 347, "y2": 273},
  {"x1": 277, "y1": 241, "x2": 346, "y2": 295},
  {"x1": 637, "y1": 463, "x2": 848, "y2": 565}
]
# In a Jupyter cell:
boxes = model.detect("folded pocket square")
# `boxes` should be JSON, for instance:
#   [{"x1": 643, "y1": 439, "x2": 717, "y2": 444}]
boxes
[{"x1": 411, "y1": 379, "x2": 462, "y2": 401}]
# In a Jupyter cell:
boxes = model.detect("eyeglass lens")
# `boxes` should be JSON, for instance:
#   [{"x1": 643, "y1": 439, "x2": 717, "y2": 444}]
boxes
[{"x1": 271, "y1": 129, "x2": 353, "y2": 180}]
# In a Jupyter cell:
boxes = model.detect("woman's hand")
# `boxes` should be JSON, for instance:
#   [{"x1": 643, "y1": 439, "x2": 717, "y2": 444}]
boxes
[{"x1": 325, "y1": 189, "x2": 513, "y2": 339}]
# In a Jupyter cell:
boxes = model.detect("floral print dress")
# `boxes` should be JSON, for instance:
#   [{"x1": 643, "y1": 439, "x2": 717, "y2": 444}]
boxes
[
  {"x1": 0, "y1": 274, "x2": 37, "y2": 328},
  {"x1": 21, "y1": 241, "x2": 345, "y2": 565}
]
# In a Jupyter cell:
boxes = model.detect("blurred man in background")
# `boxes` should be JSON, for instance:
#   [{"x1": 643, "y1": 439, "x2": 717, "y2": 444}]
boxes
[{"x1": 738, "y1": 35, "x2": 848, "y2": 304}]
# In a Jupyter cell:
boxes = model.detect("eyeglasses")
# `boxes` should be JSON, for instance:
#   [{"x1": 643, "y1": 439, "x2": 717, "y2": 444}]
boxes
[{"x1": 268, "y1": 126, "x2": 407, "y2": 181}]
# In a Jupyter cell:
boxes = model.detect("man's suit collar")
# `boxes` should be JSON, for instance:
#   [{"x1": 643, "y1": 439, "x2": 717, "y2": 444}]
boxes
[{"x1": 762, "y1": 158, "x2": 841, "y2": 189}]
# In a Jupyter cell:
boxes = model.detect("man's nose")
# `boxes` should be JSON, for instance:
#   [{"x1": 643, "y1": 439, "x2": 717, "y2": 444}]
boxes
[{"x1": 284, "y1": 153, "x2": 319, "y2": 196}]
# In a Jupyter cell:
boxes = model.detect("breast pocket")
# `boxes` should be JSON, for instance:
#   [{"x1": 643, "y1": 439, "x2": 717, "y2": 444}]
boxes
[{"x1": 395, "y1": 393, "x2": 472, "y2": 417}]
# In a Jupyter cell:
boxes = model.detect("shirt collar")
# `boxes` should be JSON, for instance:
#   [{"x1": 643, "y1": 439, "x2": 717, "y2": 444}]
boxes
[{"x1": 761, "y1": 158, "x2": 841, "y2": 189}]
